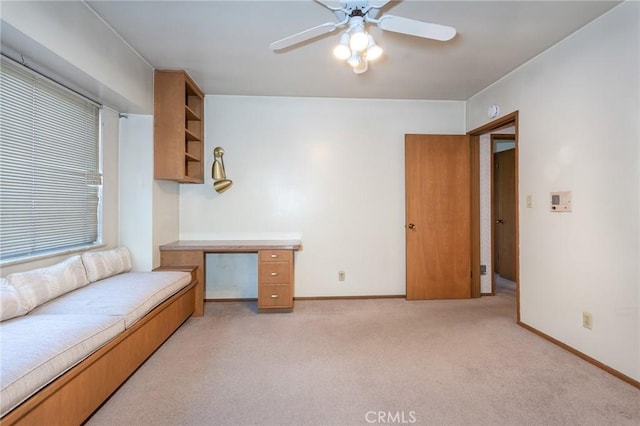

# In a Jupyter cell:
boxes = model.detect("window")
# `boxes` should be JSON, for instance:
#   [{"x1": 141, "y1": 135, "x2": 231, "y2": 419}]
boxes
[{"x1": 0, "y1": 57, "x2": 102, "y2": 264}]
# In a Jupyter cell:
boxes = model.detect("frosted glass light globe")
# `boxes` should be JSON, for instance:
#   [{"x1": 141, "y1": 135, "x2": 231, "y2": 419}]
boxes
[
  {"x1": 333, "y1": 32, "x2": 351, "y2": 60},
  {"x1": 349, "y1": 29, "x2": 369, "y2": 51},
  {"x1": 333, "y1": 44, "x2": 351, "y2": 60},
  {"x1": 352, "y1": 59, "x2": 368, "y2": 74},
  {"x1": 366, "y1": 44, "x2": 383, "y2": 61}
]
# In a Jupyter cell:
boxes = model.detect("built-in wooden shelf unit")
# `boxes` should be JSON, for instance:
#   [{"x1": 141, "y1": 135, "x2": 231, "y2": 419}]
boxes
[{"x1": 154, "y1": 70, "x2": 204, "y2": 183}]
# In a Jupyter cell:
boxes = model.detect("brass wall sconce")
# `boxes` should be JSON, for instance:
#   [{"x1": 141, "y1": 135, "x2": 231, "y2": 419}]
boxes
[{"x1": 212, "y1": 147, "x2": 232, "y2": 193}]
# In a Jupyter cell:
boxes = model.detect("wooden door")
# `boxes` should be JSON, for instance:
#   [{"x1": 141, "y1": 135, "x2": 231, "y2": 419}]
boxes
[
  {"x1": 494, "y1": 149, "x2": 516, "y2": 281},
  {"x1": 405, "y1": 134, "x2": 471, "y2": 299}
]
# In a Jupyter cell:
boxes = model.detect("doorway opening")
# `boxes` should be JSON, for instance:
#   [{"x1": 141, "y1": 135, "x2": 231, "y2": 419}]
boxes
[
  {"x1": 492, "y1": 133, "x2": 516, "y2": 294},
  {"x1": 468, "y1": 111, "x2": 520, "y2": 321}
]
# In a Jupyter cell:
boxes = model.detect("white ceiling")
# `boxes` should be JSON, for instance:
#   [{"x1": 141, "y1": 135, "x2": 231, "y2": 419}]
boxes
[{"x1": 86, "y1": 0, "x2": 620, "y2": 101}]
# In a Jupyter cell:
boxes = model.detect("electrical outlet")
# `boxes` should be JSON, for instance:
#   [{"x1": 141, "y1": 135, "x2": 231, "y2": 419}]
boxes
[
  {"x1": 338, "y1": 271, "x2": 345, "y2": 281},
  {"x1": 582, "y1": 312, "x2": 593, "y2": 330}
]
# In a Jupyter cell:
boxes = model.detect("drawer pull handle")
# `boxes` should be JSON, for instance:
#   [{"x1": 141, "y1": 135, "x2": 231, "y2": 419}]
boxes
[
  {"x1": 270, "y1": 254, "x2": 278, "y2": 258},
  {"x1": 270, "y1": 294, "x2": 279, "y2": 299},
  {"x1": 270, "y1": 272, "x2": 279, "y2": 276}
]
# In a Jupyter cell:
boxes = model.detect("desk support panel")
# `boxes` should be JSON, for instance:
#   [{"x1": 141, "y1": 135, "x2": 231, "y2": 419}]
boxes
[{"x1": 160, "y1": 250, "x2": 205, "y2": 316}]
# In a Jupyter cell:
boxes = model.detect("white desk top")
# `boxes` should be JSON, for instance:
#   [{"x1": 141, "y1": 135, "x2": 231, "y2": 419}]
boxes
[{"x1": 159, "y1": 239, "x2": 302, "y2": 252}]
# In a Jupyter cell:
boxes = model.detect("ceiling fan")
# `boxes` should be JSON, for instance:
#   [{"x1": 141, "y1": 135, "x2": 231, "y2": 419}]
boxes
[{"x1": 269, "y1": 0, "x2": 457, "y2": 74}]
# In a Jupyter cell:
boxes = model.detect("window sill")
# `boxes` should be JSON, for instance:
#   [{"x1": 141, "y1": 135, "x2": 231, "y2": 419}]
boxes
[{"x1": 0, "y1": 243, "x2": 107, "y2": 268}]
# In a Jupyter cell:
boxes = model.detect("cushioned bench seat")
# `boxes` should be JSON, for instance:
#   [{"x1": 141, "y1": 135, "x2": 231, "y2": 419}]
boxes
[
  {"x1": 0, "y1": 243, "x2": 196, "y2": 420},
  {"x1": 31, "y1": 271, "x2": 192, "y2": 328},
  {"x1": 0, "y1": 314, "x2": 125, "y2": 416}
]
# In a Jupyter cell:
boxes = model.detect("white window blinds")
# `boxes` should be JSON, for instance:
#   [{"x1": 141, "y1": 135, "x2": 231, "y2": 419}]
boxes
[{"x1": 0, "y1": 57, "x2": 102, "y2": 263}]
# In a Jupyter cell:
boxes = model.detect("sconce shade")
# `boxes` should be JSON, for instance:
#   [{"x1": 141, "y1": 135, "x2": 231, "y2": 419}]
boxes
[{"x1": 213, "y1": 179, "x2": 233, "y2": 194}]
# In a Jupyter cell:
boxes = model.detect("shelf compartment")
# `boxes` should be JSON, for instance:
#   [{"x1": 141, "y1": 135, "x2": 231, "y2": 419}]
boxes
[
  {"x1": 185, "y1": 105, "x2": 201, "y2": 121},
  {"x1": 184, "y1": 128, "x2": 201, "y2": 142},
  {"x1": 184, "y1": 151, "x2": 200, "y2": 162}
]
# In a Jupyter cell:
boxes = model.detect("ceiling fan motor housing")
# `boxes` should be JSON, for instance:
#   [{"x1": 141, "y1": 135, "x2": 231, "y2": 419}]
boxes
[
  {"x1": 334, "y1": 1, "x2": 373, "y2": 22},
  {"x1": 348, "y1": 7, "x2": 366, "y2": 17}
]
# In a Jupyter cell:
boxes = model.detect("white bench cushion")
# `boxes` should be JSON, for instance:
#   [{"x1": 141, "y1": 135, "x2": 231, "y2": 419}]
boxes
[
  {"x1": 30, "y1": 271, "x2": 191, "y2": 328},
  {"x1": 0, "y1": 314, "x2": 125, "y2": 416},
  {"x1": 7, "y1": 255, "x2": 89, "y2": 311},
  {"x1": 0, "y1": 279, "x2": 29, "y2": 321},
  {"x1": 82, "y1": 247, "x2": 133, "y2": 283}
]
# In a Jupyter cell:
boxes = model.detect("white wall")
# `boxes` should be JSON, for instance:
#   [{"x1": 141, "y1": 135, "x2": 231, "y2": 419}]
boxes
[
  {"x1": 0, "y1": 1, "x2": 153, "y2": 113},
  {"x1": 181, "y1": 96, "x2": 465, "y2": 298},
  {"x1": 101, "y1": 108, "x2": 121, "y2": 249},
  {"x1": 118, "y1": 116, "x2": 154, "y2": 271},
  {"x1": 467, "y1": 2, "x2": 639, "y2": 381},
  {"x1": 119, "y1": 116, "x2": 180, "y2": 271},
  {"x1": 152, "y1": 180, "x2": 181, "y2": 268},
  {"x1": 495, "y1": 141, "x2": 516, "y2": 153}
]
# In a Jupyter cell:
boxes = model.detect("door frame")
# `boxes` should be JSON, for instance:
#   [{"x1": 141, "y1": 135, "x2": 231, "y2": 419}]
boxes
[{"x1": 468, "y1": 111, "x2": 520, "y2": 322}]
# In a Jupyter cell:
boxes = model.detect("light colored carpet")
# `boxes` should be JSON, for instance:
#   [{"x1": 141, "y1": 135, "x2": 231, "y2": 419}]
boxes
[{"x1": 87, "y1": 281, "x2": 639, "y2": 425}]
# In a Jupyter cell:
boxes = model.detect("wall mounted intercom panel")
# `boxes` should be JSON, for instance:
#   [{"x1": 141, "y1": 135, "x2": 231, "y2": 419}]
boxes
[{"x1": 550, "y1": 191, "x2": 572, "y2": 212}]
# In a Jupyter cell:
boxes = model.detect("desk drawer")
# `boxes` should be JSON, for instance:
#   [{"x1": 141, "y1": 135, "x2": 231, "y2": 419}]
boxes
[
  {"x1": 260, "y1": 262, "x2": 291, "y2": 283},
  {"x1": 260, "y1": 250, "x2": 292, "y2": 263},
  {"x1": 259, "y1": 284, "x2": 292, "y2": 308}
]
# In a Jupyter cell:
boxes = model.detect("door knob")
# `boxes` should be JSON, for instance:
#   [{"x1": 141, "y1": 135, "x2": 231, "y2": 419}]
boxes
[
  {"x1": 496, "y1": 219, "x2": 504, "y2": 224},
  {"x1": 408, "y1": 223, "x2": 416, "y2": 230}
]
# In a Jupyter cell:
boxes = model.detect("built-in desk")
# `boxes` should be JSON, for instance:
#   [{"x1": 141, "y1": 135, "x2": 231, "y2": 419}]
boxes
[{"x1": 159, "y1": 240, "x2": 302, "y2": 315}]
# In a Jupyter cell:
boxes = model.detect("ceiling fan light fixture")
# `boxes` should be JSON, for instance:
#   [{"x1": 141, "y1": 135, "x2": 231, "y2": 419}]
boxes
[
  {"x1": 269, "y1": 1, "x2": 457, "y2": 76},
  {"x1": 365, "y1": 35, "x2": 383, "y2": 61},
  {"x1": 333, "y1": 32, "x2": 351, "y2": 60}
]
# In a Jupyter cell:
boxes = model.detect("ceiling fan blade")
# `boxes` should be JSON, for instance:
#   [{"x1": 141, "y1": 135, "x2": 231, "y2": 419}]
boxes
[
  {"x1": 378, "y1": 15, "x2": 456, "y2": 41},
  {"x1": 270, "y1": 22, "x2": 339, "y2": 51},
  {"x1": 369, "y1": 0, "x2": 391, "y2": 8},
  {"x1": 367, "y1": 1, "x2": 390, "y2": 20},
  {"x1": 314, "y1": 0, "x2": 343, "y2": 11}
]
